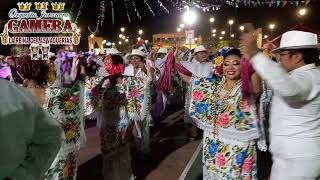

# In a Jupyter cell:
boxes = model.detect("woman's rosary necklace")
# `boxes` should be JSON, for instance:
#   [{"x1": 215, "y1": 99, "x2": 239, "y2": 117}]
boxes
[{"x1": 212, "y1": 78, "x2": 241, "y2": 137}]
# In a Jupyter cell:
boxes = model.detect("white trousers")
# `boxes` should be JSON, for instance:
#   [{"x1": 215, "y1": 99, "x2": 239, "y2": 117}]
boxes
[
  {"x1": 270, "y1": 156, "x2": 320, "y2": 180},
  {"x1": 270, "y1": 136, "x2": 320, "y2": 180}
]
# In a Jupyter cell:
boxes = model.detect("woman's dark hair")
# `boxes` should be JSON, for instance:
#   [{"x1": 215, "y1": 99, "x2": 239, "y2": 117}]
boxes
[
  {"x1": 111, "y1": 54, "x2": 124, "y2": 65},
  {"x1": 289, "y1": 48, "x2": 319, "y2": 64},
  {"x1": 223, "y1": 49, "x2": 241, "y2": 59},
  {"x1": 16, "y1": 55, "x2": 47, "y2": 85}
]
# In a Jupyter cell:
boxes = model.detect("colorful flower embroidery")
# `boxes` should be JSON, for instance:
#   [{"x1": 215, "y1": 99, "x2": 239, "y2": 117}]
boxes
[
  {"x1": 189, "y1": 76, "x2": 218, "y2": 125},
  {"x1": 203, "y1": 136, "x2": 257, "y2": 179},
  {"x1": 217, "y1": 113, "x2": 231, "y2": 128},
  {"x1": 208, "y1": 141, "x2": 218, "y2": 156},
  {"x1": 65, "y1": 101, "x2": 76, "y2": 111},
  {"x1": 215, "y1": 153, "x2": 226, "y2": 168},
  {"x1": 44, "y1": 151, "x2": 78, "y2": 180},
  {"x1": 242, "y1": 157, "x2": 253, "y2": 173},
  {"x1": 45, "y1": 84, "x2": 83, "y2": 145},
  {"x1": 192, "y1": 90, "x2": 204, "y2": 101}
]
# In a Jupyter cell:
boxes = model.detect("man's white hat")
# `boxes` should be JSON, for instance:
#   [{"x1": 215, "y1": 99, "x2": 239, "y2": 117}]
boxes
[
  {"x1": 155, "y1": 47, "x2": 168, "y2": 55},
  {"x1": 41, "y1": 44, "x2": 50, "y2": 48},
  {"x1": 192, "y1": 45, "x2": 207, "y2": 55},
  {"x1": 272, "y1": 31, "x2": 320, "y2": 53},
  {"x1": 30, "y1": 43, "x2": 39, "y2": 48},
  {"x1": 126, "y1": 49, "x2": 146, "y2": 61},
  {"x1": 107, "y1": 48, "x2": 121, "y2": 55}
]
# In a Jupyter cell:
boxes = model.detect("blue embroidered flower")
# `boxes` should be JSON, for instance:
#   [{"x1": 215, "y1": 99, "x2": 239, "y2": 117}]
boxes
[
  {"x1": 249, "y1": 123, "x2": 256, "y2": 128},
  {"x1": 208, "y1": 141, "x2": 218, "y2": 156},
  {"x1": 236, "y1": 150, "x2": 247, "y2": 165},
  {"x1": 85, "y1": 91, "x2": 91, "y2": 97},
  {"x1": 196, "y1": 103, "x2": 208, "y2": 114},
  {"x1": 207, "y1": 76, "x2": 217, "y2": 83},
  {"x1": 194, "y1": 80, "x2": 200, "y2": 85},
  {"x1": 236, "y1": 111, "x2": 245, "y2": 121},
  {"x1": 139, "y1": 94, "x2": 145, "y2": 101}
]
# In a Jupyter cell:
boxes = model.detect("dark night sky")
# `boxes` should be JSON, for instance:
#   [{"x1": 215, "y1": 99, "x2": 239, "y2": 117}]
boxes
[{"x1": 0, "y1": 0, "x2": 320, "y2": 51}]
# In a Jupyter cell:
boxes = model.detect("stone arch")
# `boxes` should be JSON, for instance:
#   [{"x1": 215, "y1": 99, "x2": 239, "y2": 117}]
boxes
[{"x1": 88, "y1": 36, "x2": 104, "y2": 53}]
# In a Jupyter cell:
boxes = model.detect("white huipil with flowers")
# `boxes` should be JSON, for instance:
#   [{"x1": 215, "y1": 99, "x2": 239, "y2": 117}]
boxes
[
  {"x1": 43, "y1": 83, "x2": 86, "y2": 180},
  {"x1": 123, "y1": 65, "x2": 152, "y2": 152},
  {"x1": 189, "y1": 76, "x2": 261, "y2": 180}
]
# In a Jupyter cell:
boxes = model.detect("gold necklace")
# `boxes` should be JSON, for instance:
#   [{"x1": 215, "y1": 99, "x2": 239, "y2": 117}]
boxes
[
  {"x1": 212, "y1": 78, "x2": 241, "y2": 137},
  {"x1": 217, "y1": 79, "x2": 241, "y2": 101}
]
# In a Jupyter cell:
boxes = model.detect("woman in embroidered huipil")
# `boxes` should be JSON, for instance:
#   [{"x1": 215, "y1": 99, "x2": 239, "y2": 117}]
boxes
[
  {"x1": 44, "y1": 52, "x2": 86, "y2": 180},
  {"x1": 124, "y1": 49, "x2": 153, "y2": 155},
  {"x1": 188, "y1": 49, "x2": 262, "y2": 180},
  {"x1": 91, "y1": 54, "x2": 134, "y2": 180},
  {"x1": 16, "y1": 53, "x2": 86, "y2": 180}
]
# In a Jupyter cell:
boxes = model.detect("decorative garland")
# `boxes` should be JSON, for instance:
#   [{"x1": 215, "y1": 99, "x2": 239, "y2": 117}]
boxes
[
  {"x1": 157, "y1": 0, "x2": 170, "y2": 14},
  {"x1": 88, "y1": 0, "x2": 106, "y2": 34},
  {"x1": 77, "y1": 0, "x2": 311, "y2": 28},
  {"x1": 146, "y1": 2, "x2": 156, "y2": 17},
  {"x1": 132, "y1": 0, "x2": 142, "y2": 20},
  {"x1": 75, "y1": 0, "x2": 85, "y2": 23},
  {"x1": 124, "y1": 0, "x2": 131, "y2": 23}
]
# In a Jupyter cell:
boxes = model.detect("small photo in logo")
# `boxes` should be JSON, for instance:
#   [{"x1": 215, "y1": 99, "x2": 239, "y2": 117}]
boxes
[
  {"x1": 41, "y1": 44, "x2": 50, "y2": 61},
  {"x1": 30, "y1": 43, "x2": 40, "y2": 60}
]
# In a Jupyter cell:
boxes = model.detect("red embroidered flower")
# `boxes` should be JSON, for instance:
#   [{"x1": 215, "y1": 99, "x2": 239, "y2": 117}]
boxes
[
  {"x1": 217, "y1": 113, "x2": 230, "y2": 128},
  {"x1": 70, "y1": 124, "x2": 78, "y2": 131},
  {"x1": 215, "y1": 153, "x2": 226, "y2": 167},
  {"x1": 64, "y1": 95, "x2": 71, "y2": 101},
  {"x1": 64, "y1": 123, "x2": 72, "y2": 131},
  {"x1": 242, "y1": 157, "x2": 253, "y2": 173},
  {"x1": 192, "y1": 90, "x2": 204, "y2": 101},
  {"x1": 131, "y1": 88, "x2": 140, "y2": 97},
  {"x1": 69, "y1": 95, "x2": 78, "y2": 103}
]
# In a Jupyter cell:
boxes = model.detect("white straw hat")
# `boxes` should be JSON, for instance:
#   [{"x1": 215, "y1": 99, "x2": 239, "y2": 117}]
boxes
[
  {"x1": 126, "y1": 49, "x2": 146, "y2": 61},
  {"x1": 272, "y1": 31, "x2": 320, "y2": 53},
  {"x1": 107, "y1": 48, "x2": 121, "y2": 55},
  {"x1": 41, "y1": 44, "x2": 50, "y2": 48},
  {"x1": 155, "y1": 48, "x2": 168, "y2": 55},
  {"x1": 192, "y1": 45, "x2": 207, "y2": 55}
]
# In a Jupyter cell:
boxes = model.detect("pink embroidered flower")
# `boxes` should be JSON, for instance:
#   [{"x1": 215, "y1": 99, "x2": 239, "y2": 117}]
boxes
[
  {"x1": 192, "y1": 90, "x2": 204, "y2": 101},
  {"x1": 242, "y1": 157, "x2": 253, "y2": 173},
  {"x1": 69, "y1": 96, "x2": 78, "y2": 103},
  {"x1": 131, "y1": 88, "x2": 140, "y2": 97},
  {"x1": 218, "y1": 113, "x2": 230, "y2": 128},
  {"x1": 215, "y1": 153, "x2": 226, "y2": 167},
  {"x1": 70, "y1": 124, "x2": 78, "y2": 131},
  {"x1": 242, "y1": 98, "x2": 250, "y2": 112}
]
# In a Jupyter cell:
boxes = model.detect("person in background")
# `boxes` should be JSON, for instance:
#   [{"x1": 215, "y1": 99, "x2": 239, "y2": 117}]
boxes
[
  {"x1": 91, "y1": 54, "x2": 134, "y2": 180},
  {"x1": 124, "y1": 49, "x2": 154, "y2": 156},
  {"x1": 241, "y1": 29, "x2": 320, "y2": 180},
  {"x1": 0, "y1": 67, "x2": 62, "y2": 179},
  {"x1": 176, "y1": 45, "x2": 213, "y2": 140},
  {"x1": 152, "y1": 47, "x2": 169, "y2": 122}
]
